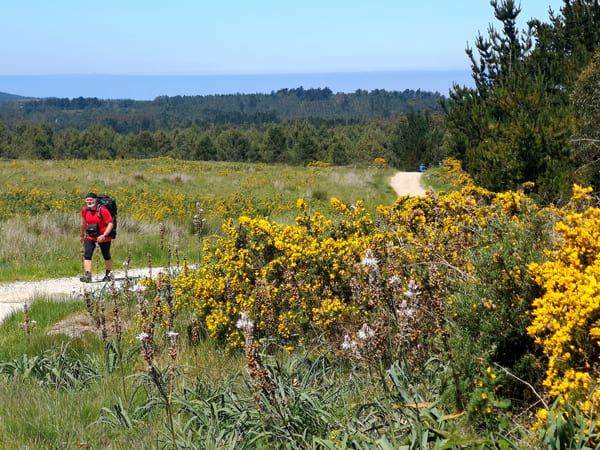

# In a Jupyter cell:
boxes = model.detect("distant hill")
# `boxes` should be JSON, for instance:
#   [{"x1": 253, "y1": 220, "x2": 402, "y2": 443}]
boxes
[
  {"x1": 0, "y1": 91, "x2": 30, "y2": 101},
  {"x1": 0, "y1": 87, "x2": 444, "y2": 133}
]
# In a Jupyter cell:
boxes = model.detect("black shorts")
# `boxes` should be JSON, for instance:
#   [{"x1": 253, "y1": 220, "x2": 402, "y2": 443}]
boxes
[{"x1": 83, "y1": 238, "x2": 112, "y2": 261}]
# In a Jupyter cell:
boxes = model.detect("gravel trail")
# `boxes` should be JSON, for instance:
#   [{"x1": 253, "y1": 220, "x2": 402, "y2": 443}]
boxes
[
  {"x1": 0, "y1": 267, "x2": 163, "y2": 324},
  {"x1": 389, "y1": 171, "x2": 427, "y2": 197}
]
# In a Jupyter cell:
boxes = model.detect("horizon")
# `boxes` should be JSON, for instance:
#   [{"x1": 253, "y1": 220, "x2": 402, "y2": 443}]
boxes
[{"x1": 0, "y1": 70, "x2": 473, "y2": 101}]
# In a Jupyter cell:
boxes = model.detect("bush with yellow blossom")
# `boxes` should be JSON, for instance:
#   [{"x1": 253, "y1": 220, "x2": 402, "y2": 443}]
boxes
[
  {"x1": 527, "y1": 184, "x2": 600, "y2": 437},
  {"x1": 166, "y1": 159, "x2": 600, "y2": 441}
]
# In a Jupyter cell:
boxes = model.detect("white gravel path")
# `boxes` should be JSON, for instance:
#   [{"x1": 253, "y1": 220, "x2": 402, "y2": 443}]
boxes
[
  {"x1": 389, "y1": 171, "x2": 427, "y2": 197},
  {"x1": 0, "y1": 267, "x2": 164, "y2": 324}
]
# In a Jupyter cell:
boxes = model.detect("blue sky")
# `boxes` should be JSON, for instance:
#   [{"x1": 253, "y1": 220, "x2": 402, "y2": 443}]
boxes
[{"x1": 1, "y1": 0, "x2": 564, "y2": 76}]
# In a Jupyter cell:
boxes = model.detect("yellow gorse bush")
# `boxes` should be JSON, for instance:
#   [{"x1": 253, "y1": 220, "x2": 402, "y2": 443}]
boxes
[
  {"x1": 527, "y1": 184, "x2": 600, "y2": 419},
  {"x1": 171, "y1": 162, "x2": 536, "y2": 354},
  {"x1": 168, "y1": 161, "x2": 600, "y2": 433}
]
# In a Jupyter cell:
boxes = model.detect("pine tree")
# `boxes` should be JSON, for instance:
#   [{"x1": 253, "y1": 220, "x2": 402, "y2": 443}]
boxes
[{"x1": 443, "y1": 0, "x2": 600, "y2": 201}]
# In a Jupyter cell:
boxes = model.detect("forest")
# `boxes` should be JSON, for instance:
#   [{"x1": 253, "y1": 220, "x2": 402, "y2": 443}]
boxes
[{"x1": 0, "y1": 87, "x2": 442, "y2": 130}]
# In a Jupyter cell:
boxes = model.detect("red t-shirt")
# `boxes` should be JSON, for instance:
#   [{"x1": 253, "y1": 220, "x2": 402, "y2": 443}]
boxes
[{"x1": 82, "y1": 206, "x2": 113, "y2": 242}]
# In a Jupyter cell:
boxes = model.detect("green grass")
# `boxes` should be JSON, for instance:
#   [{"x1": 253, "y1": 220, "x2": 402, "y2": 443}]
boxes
[
  {"x1": 0, "y1": 298, "x2": 91, "y2": 359},
  {"x1": 0, "y1": 296, "x2": 247, "y2": 448},
  {"x1": 0, "y1": 159, "x2": 550, "y2": 448},
  {"x1": 420, "y1": 167, "x2": 455, "y2": 192}
]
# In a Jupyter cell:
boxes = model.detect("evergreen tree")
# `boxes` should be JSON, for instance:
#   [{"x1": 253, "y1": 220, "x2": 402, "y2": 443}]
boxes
[
  {"x1": 443, "y1": 0, "x2": 595, "y2": 200},
  {"x1": 215, "y1": 128, "x2": 250, "y2": 161},
  {"x1": 292, "y1": 122, "x2": 319, "y2": 164},
  {"x1": 194, "y1": 133, "x2": 217, "y2": 160},
  {"x1": 571, "y1": 47, "x2": 600, "y2": 190},
  {"x1": 392, "y1": 109, "x2": 445, "y2": 171},
  {"x1": 263, "y1": 124, "x2": 289, "y2": 163}
]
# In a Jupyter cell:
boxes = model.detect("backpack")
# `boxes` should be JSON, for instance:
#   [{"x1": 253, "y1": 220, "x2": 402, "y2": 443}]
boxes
[{"x1": 96, "y1": 194, "x2": 118, "y2": 238}]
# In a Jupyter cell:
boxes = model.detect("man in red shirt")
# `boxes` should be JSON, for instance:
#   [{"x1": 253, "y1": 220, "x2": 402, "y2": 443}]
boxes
[{"x1": 80, "y1": 193, "x2": 114, "y2": 282}]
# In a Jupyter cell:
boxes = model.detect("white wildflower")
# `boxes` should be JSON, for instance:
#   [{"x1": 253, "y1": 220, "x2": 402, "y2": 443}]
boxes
[
  {"x1": 361, "y1": 249, "x2": 378, "y2": 268},
  {"x1": 168, "y1": 331, "x2": 179, "y2": 346},
  {"x1": 236, "y1": 312, "x2": 254, "y2": 331},
  {"x1": 389, "y1": 275, "x2": 402, "y2": 287},
  {"x1": 357, "y1": 323, "x2": 375, "y2": 340},
  {"x1": 132, "y1": 283, "x2": 147, "y2": 295},
  {"x1": 341, "y1": 334, "x2": 357, "y2": 350},
  {"x1": 136, "y1": 331, "x2": 149, "y2": 342},
  {"x1": 404, "y1": 279, "x2": 421, "y2": 298}
]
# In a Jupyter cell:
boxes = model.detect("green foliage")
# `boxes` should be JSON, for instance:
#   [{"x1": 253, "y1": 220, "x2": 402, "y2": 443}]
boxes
[
  {"x1": 0, "y1": 88, "x2": 443, "y2": 132},
  {"x1": 446, "y1": 196, "x2": 551, "y2": 412},
  {"x1": 391, "y1": 109, "x2": 446, "y2": 170},
  {"x1": 0, "y1": 116, "x2": 443, "y2": 168},
  {"x1": 0, "y1": 343, "x2": 100, "y2": 389},
  {"x1": 571, "y1": 47, "x2": 600, "y2": 192},
  {"x1": 444, "y1": 0, "x2": 600, "y2": 203},
  {"x1": 540, "y1": 395, "x2": 600, "y2": 449},
  {"x1": 0, "y1": 299, "x2": 93, "y2": 358}
]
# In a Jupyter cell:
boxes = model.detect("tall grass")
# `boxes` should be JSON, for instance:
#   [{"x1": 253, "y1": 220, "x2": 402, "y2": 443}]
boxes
[{"x1": 0, "y1": 294, "x2": 247, "y2": 448}]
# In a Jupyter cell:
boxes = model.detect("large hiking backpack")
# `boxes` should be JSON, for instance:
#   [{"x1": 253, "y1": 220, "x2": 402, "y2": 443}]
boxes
[{"x1": 96, "y1": 194, "x2": 118, "y2": 238}]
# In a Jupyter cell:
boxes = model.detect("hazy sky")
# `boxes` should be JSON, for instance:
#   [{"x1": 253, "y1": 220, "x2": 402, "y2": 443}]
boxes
[{"x1": 1, "y1": 0, "x2": 564, "y2": 76}]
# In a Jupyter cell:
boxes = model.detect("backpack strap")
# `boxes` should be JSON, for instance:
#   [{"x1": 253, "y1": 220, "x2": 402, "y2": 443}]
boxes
[{"x1": 86, "y1": 205, "x2": 105, "y2": 224}]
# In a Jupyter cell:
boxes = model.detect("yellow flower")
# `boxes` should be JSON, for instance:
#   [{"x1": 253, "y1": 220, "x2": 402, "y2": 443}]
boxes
[{"x1": 537, "y1": 408, "x2": 549, "y2": 421}]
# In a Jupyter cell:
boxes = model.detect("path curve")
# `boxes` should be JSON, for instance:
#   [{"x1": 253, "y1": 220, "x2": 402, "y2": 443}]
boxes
[
  {"x1": 389, "y1": 171, "x2": 427, "y2": 197},
  {"x1": 0, "y1": 267, "x2": 165, "y2": 324}
]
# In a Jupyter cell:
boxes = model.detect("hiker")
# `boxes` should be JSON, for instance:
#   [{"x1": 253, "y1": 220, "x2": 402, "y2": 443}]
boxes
[
  {"x1": 419, "y1": 163, "x2": 427, "y2": 172},
  {"x1": 80, "y1": 193, "x2": 114, "y2": 282}
]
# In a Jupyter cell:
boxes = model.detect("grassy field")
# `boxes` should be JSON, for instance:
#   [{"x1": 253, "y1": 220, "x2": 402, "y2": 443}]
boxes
[{"x1": 0, "y1": 159, "x2": 405, "y2": 447}]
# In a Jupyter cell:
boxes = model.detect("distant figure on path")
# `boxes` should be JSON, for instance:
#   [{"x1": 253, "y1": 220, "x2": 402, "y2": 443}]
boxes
[{"x1": 419, "y1": 163, "x2": 427, "y2": 172}]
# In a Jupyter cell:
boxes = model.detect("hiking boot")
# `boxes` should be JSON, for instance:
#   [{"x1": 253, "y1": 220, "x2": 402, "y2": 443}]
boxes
[
  {"x1": 102, "y1": 271, "x2": 113, "y2": 282},
  {"x1": 80, "y1": 271, "x2": 92, "y2": 283}
]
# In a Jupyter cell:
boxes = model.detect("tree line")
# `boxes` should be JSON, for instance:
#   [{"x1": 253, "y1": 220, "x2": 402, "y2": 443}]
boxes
[
  {"x1": 3, "y1": 0, "x2": 600, "y2": 206},
  {"x1": 0, "y1": 110, "x2": 446, "y2": 170},
  {"x1": 0, "y1": 88, "x2": 443, "y2": 134}
]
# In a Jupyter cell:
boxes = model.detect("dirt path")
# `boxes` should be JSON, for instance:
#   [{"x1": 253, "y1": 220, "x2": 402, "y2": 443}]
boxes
[
  {"x1": 389, "y1": 171, "x2": 427, "y2": 197},
  {"x1": 0, "y1": 267, "x2": 164, "y2": 324},
  {"x1": 0, "y1": 172, "x2": 425, "y2": 324}
]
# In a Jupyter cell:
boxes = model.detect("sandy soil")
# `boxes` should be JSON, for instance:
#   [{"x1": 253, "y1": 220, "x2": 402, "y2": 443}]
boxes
[
  {"x1": 389, "y1": 171, "x2": 427, "y2": 197},
  {"x1": 0, "y1": 172, "x2": 426, "y2": 324}
]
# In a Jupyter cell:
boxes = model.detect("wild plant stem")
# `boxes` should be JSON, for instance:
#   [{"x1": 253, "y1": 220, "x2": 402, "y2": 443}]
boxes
[
  {"x1": 117, "y1": 342, "x2": 126, "y2": 399},
  {"x1": 166, "y1": 400, "x2": 178, "y2": 450}
]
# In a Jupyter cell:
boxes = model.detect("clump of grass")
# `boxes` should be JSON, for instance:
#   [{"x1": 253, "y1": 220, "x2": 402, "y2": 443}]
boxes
[{"x1": 161, "y1": 173, "x2": 193, "y2": 184}]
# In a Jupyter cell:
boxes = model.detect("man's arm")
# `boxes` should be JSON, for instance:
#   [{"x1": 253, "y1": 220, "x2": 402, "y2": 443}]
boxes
[{"x1": 80, "y1": 217, "x2": 87, "y2": 243}]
